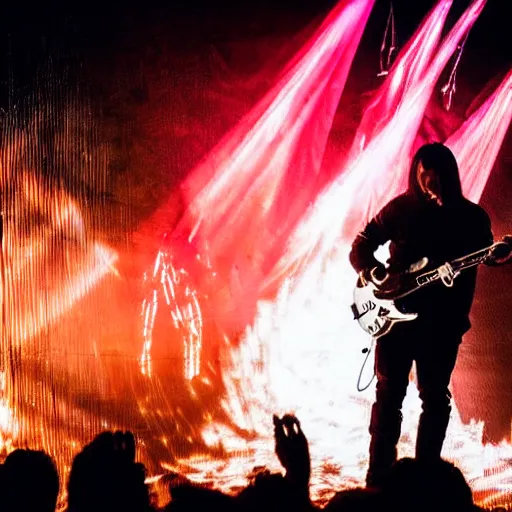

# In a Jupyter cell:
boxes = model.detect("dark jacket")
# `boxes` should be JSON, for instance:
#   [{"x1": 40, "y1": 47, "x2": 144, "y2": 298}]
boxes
[{"x1": 349, "y1": 144, "x2": 493, "y2": 337}]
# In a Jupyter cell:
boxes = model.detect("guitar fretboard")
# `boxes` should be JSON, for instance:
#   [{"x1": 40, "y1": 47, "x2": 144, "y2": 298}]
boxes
[
  {"x1": 416, "y1": 271, "x2": 438, "y2": 286},
  {"x1": 414, "y1": 245, "x2": 496, "y2": 288}
]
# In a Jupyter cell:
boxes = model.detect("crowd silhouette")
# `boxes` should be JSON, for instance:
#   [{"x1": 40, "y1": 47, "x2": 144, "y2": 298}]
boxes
[{"x1": 0, "y1": 413, "x2": 508, "y2": 511}]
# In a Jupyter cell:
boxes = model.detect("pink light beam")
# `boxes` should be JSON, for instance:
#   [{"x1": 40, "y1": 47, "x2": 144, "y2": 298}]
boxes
[
  {"x1": 348, "y1": 0, "x2": 454, "y2": 162},
  {"x1": 168, "y1": 0, "x2": 376, "y2": 333},
  {"x1": 446, "y1": 70, "x2": 512, "y2": 204},
  {"x1": 179, "y1": 0, "x2": 376, "y2": 236},
  {"x1": 267, "y1": 0, "x2": 487, "y2": 286},
  {"x1": 342, "y1": 0, "x2": 488, "y2": 239}
]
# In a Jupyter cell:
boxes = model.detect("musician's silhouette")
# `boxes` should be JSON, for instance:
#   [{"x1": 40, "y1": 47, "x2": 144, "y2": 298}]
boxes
[{"x1": 349, "y1": 143, "x2": 498, "y2": 488}]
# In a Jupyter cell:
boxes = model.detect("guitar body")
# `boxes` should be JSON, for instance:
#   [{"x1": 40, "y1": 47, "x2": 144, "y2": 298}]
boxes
[
  {"x1": 352, "y1": 281, "x2": 418, "y2": 338},
  {"x1": 351, "y1": 236, "x2": 511, "y2": 339}
]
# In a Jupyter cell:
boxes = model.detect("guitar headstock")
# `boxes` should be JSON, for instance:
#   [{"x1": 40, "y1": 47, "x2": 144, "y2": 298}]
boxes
[{"x1": 501, "y1": 235, "x2": 512, "y2": 246}]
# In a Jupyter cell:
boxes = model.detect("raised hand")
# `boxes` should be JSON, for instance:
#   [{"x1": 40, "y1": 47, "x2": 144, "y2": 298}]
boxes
[{"x1": 273, "y1": 414, "x2": 311, "y2": 489}]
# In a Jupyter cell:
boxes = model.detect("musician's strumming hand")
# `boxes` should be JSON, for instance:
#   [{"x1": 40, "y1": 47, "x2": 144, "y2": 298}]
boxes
[
  {"x1": 360, "y1": 266, "x2": 408, "y2": 302},
  {"x1": 359, "y1": 265, "x2": 388, "y2": 287}
]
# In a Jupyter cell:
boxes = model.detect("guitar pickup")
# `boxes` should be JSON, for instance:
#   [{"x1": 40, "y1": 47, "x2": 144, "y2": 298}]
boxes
[{"x1": 416, "y1": 274, "x2": 435, "y2": 286}]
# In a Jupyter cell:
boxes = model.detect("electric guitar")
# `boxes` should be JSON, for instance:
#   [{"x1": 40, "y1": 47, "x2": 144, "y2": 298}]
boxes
[{"x1": 351, "y1": 236, "x2": 512, "y2": 338}]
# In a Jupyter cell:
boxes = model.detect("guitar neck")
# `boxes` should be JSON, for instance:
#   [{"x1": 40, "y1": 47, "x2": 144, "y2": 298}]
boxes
[{"x1": 415, "y1": 244, "x2": 495, "y2": 288}]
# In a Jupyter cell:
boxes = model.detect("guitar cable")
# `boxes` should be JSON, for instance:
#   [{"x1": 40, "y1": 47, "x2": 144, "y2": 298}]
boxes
[{"x1": 357, "y1": 337, "x2": 376, "y2": 392}]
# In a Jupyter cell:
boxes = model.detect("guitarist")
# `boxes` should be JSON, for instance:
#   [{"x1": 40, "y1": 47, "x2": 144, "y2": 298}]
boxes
[{"x1": 349, "y1": 142, "x2": 508, "y2": 488}]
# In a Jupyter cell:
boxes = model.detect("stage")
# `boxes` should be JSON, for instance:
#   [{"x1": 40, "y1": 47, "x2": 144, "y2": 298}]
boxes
[{"x1": 0, "y1": 0, "x2": 511, "y2": 508}]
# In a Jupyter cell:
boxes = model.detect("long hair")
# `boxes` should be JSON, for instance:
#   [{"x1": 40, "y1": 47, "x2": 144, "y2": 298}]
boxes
[{"x1": 408, "y1": 143, "x2": 463, "y2": 205}]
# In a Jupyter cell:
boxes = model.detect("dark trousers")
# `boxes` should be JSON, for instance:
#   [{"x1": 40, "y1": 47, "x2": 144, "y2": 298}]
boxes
[{"x1": 366, "y1": 321, "x2": 461, "y2": 487}]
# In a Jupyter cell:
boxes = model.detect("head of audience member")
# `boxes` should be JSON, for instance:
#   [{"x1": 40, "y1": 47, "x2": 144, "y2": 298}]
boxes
[
  {"x1": 0, "y1": 448, "x2": 59, "y2": 512},
  {"x1": 67, "y1": 430, "x2": 150, "y2": 512}
]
